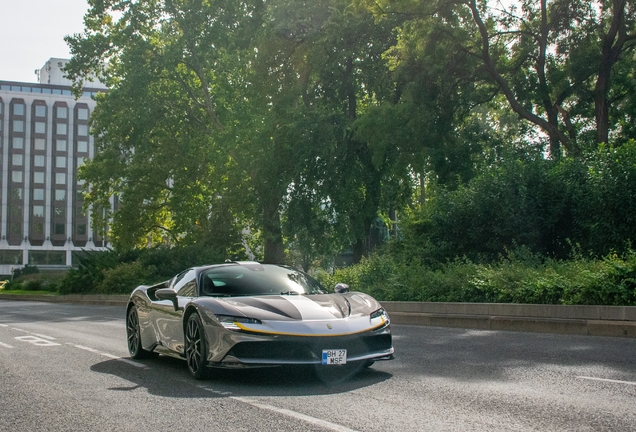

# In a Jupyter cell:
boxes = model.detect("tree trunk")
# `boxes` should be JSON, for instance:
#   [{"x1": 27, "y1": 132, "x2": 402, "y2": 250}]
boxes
[
  {"x1": 352, "y1": 238, "x2": 366, "y2": 264},
  {"x1": 595, "y1": 0, "x2": 628, "y2": 145},
  {"x1": 262, "y1": 201, "x2": 285, "y2": 264}
]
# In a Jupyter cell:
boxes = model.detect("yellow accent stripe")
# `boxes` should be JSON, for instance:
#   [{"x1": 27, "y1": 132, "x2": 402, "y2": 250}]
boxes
[{"x1": 233, "y1": 317, "x2": 386, "y2": 337}]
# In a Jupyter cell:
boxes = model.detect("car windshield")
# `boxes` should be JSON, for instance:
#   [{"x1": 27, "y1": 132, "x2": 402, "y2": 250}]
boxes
[{"x1": 200, "y1": 264, "x2": 327, "y2": 297}]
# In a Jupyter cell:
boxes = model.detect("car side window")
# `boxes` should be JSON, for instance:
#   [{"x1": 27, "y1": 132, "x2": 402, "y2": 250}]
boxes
[
  {"x1": 171, "y1": 270, "x2": 189, "y2": 289},
  {"x1": 174, "y1": 270, "x2": 197, "y2": 297}
]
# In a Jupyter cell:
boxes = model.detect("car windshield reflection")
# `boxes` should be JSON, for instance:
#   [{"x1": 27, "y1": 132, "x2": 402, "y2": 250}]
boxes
[{"x1": 200, "y1": 265, "x2": 327, "y2": 297}]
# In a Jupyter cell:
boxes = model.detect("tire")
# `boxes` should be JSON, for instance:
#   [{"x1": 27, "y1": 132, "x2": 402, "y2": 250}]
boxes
[
  {"x1": 185, "y1": 313, "x2": 209, "y2": 380},
  {"x1": 126, "y1": 306, "x2": 156, "y2": 359}
]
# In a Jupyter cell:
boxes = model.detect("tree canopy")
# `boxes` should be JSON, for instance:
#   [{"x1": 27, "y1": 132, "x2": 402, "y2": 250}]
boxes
[{"x1": 65, "y1": 0, "x2": 636, "y2": 269}]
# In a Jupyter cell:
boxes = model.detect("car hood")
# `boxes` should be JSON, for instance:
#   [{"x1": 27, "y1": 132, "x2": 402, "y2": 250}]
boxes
[{"x1": 195, "y1": 292, "x2": 381, "y2": 322}]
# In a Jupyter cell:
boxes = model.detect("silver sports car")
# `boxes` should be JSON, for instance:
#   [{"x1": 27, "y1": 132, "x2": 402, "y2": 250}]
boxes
[{"x1": 126, "y1": 261, "x2": 394, "y2": 379}]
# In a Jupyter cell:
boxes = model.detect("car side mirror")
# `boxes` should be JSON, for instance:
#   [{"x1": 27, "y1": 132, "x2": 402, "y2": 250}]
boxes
[
  {"x1": 156, "y1": 288, "x2": 178, "y2": 310},
  {"x1": 334, "y1": 283, "x2": 349, "y2": 294}
]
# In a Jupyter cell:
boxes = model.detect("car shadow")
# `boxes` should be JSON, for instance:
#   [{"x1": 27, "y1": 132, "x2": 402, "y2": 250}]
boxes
[{"x1": 90, "y1": 355, "x2": 393, "y2": 398}]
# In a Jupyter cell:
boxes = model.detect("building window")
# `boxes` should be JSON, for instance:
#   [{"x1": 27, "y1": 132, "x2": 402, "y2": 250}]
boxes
[
  {"x1": 29, "y1": 251, "x2": 65, "y2": 265},
  {"x1": 10, "y1": 205, "x2": 21, "y2": 217},
  {"x1": 56, "y1": 123, "x2": 67, "y2": 135},
  {"x1": 35, "y1": 122, "x2": 46, "y2": 134},
  {"x1": 32, "y1": 223, "x2": 44, "y2": 234},
  {"x1": 33, "y1": 206, "x2": 44, "y2": 217},
  {"x1": 35, "y1": 105, "x2": 46, "y2": 117},
  {"x1": 12, "y1": 154, "x2": 23, "y2": 166},
  {"x1": 77, "y1": 108, "x2": 89, "y2": 120},
  {"x1": 33, "y1": 188, "x2": 44, "y2": 200},
  {"x1": 77, "y1": 157, "x2": 85, "y2": 167},
  {"x1": 54, "y1": 223, "x2": 65, "y2": 235},
  {"x1": 76, "y1": 207, "x2": 86, "y2": 217},
  {"x1": 77, "y1": 124, "x2": 88, "y2": 136},
  {"x1": 34, "y1": 155, "x2": 45, "y2": 167},
  {"x1": 77, "y1": 224, "x2": 87, "y2": 235},
  {"x1": 12, "y1": 171, "x2": 23, "y2": 183},
  {"x1": 55, "y1": 190, "x2": 66, "y2": 201},
  {"x1": 9, "y1": 223, "x2": 21, "y2": 235},
  {"x1": 13, "y1": 120, "x2": 24, "y2": 133},
  {"x1": 56, "y1": 106, "x2": 68, "y2": 119},
  {"x1": 55, "y1": 173, "x2": 66, "y2": 185},
  {"x1": 33, "y1": 172, "x2": 45, "y2": 184},
  {"x1": 56, "y1": 139, "x2": 67, "y2": 151},
  {"x1": 13, "y1": 104, "x2": 25, "y2": 115},
  {"x1": 54, "y1": 206, "x2": 65, "y2": 218},
  {"x1": 12, "y1": 137, "x2": 24, "y2": 149},
  {"x1": 77, "y1": 140, "x2": 88, "y2": 153},
  {"x1": 56, "y1": 156, "x2": 67, "y2": 168},
  {"x1": 11, "y1": 188, "x2": 22, "y2": 200},
  {"x1": 34, "y1": 138, "x2": 46, "y2": 150}
]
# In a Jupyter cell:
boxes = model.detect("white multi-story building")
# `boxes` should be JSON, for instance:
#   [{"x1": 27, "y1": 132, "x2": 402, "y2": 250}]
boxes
[{"x1": 0, "y1": 58, "x2": 109, "y2": 275}]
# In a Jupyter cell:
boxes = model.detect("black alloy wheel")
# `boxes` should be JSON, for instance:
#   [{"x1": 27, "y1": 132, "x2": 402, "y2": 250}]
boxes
[
  {"x1": 127, "y1": 306, "x2": 154, "y2": 359},
  {"x1": 185, "y1": 313, "x2": 209, "y2": 380}
]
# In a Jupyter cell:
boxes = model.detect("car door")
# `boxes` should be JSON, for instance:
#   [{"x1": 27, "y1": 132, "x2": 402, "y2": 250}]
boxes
[{"x1": 151, "y1": 269, "x2": 197, "y2": 354}]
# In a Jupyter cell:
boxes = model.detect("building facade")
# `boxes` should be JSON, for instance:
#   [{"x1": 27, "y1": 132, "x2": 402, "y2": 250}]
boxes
[{"x1": 0, "y1": 59, "x2": 109, "y2": 275}]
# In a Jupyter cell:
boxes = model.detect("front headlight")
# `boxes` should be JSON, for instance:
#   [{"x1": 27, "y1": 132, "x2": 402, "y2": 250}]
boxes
[
  {"x1": 370, "y1": 307, "x2": 390, "y2": 324},
  {"x1": 216, "y1": 315, "x2": 262, "y2": 331}
]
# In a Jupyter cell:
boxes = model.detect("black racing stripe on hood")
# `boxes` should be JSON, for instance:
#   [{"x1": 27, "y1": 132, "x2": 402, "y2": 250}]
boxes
[{"x1": 230, "y1": 297, "x2": 303, "y2": 320}]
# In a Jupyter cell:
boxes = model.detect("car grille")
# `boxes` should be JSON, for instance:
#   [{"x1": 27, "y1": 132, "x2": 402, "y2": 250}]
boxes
[{"x1": 225, "y1": 333, "x2": 392, "y2": 363}]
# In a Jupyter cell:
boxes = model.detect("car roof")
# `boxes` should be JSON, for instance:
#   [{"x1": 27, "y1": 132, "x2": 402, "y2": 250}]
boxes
[{"x1": 191, "y1": 261, "x2": 287, "y2": 274}]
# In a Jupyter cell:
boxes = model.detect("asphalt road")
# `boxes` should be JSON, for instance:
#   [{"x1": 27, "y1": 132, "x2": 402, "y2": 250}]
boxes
[{"x1": 0, "y1": 300, "x2": 635, "y2": 432}]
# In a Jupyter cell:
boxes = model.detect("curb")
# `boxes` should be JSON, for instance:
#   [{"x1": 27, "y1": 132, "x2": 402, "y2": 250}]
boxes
[
  {"x1": 1, "y1": 294, "x2": 635, "y2": 338},
  {"x1": 386, "y1": 311, "x2": 636, "y2": 338},
  {"x1": 382, "y1": 301, "x2": 636, "y2": 338}
]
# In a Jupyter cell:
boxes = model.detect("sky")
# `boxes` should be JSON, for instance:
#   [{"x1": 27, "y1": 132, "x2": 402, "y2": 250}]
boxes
[{"x1": 0, "y1": 0, "x2": 89, "y2": 83}]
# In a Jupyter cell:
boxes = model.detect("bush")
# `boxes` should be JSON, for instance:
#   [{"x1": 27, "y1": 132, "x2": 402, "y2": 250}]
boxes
[
  {"x1": 96, "y1": 261, "x2": 157, "y2": 294},
  {"x1": 22, "y1": 279, "x2": 44, "y2": 291},
  {"x1": 318, "y1": 247, "x2": 636, "y2": 306},
  {"x1": 12, "y1": 265, "x2": 40, "y2": 279},
  {"x1": 57, "y1": 244, "x2": 231, "y2": 294}
]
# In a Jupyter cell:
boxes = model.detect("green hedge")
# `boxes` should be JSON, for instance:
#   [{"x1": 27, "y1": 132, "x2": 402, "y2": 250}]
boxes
[{"x1": 315, "y1": 249, "x2": 636, "y2": 306}]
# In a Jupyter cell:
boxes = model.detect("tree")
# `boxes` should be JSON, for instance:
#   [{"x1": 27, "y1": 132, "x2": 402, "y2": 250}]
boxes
[
  {"x1": 360, "y1": 0, "x2": 636, "y2": 156},
  {"x1": 66, "y1": 0, "x2": 281, "y2": 258}
]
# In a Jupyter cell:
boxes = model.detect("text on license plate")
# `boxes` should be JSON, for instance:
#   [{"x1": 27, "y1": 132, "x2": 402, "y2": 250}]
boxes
[{"x1": 322, "y1": 349, "x2": 347, "y2": 365}]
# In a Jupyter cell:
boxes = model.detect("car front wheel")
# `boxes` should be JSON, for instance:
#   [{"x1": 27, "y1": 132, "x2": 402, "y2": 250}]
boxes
[
  {"x1": 185, "y1": 313, "x2": 209, "y2": 380},
  {"x1": 126, "y1": 306, "x2": 155, "y2": 359}
]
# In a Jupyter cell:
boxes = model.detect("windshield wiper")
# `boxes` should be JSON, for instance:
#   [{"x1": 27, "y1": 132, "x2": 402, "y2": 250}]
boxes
[{"x1": 280, "y1": 291, "x2": 300, "y2": 295}]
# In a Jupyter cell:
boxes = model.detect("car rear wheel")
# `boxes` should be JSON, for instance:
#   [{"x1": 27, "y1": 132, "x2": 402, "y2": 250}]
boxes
[
  {"x1": 126, "y1": 306, "x2": 155, "y2": 359},
  {"x1": 185, "y1": 313, "x2": 209, "y2": 380}
]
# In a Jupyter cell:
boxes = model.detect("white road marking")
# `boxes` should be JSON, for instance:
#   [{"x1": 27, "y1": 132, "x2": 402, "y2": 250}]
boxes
[
  {"x1": 0, "y1": 341, "x2": 14, "y2": 348},
  {"x1": 0, "y1": 324, "x2": 8, "y2": 327},
  {"x1": 11, "y1": 328, "x2": 30, "y2": 333},
  {"x1": 32, "y1": 333, "x2": 56, "y2": 340},
  {"x1": 576, "y1": 376, "x2": 636, "y2": 386},
  {"x1": 197, "y1": 385, "x2": 357, "y2": 430},
  {"x1": 231, "y1": 397, "x2": 359, "y2": 432},
  {"x1": 197, "y1": 385, "x2": 233, "y2": 396},
  {"x1": 15, "y1": 335, "x2": 61, "y2": 347},
  {"x1": 68, "y1": 343, "x2": 147, "y2": 368}
]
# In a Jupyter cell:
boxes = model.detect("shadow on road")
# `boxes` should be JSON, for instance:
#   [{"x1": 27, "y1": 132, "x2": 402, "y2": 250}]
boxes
[
  {"x1": 389, "y1": 324, "x2": 636, "y2": 383},
  {"x1": 90, "y1": 355, "x2": 392, "y2": 398}
]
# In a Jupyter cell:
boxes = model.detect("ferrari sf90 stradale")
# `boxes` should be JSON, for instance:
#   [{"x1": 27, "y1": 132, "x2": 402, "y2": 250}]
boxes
[{"x1": 126, "y1": 261, "x2": 394, "y2": 379}]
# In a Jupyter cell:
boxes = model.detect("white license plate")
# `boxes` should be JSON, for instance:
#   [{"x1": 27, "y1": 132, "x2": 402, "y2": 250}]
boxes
[{"x1": 322, "y1": 349, "x2": 347, "y2": 365}]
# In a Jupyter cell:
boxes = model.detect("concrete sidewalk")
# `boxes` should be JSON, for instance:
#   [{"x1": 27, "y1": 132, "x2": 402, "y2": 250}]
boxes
[{"x1": 1, "y1": 294, "x2": 635, "y2": 338}]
